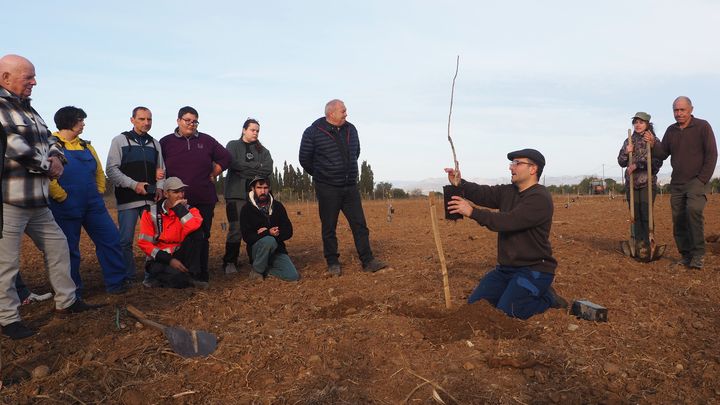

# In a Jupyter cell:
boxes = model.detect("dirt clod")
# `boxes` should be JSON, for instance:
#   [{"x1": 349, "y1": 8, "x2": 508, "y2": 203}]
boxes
[
  {"x1": 31, "y1": 365, "x2": 49, "y2": 379},
  {"x1": 604, "y1": 362, "x2": 621, "y2": 375}
]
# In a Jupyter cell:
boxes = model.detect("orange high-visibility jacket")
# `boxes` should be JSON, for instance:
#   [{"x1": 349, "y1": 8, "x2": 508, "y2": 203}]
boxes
[{"x1": 138, "y1": 201, "x2": 203, "y2": 263}]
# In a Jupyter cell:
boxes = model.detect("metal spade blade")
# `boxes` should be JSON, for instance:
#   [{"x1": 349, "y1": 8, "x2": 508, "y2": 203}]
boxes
[
  {"x1": 162, "y1": 327, "x2": 217, "y2": 357},
  {"x1": 127, "y1": 305, "x2": 217, "y2": 358}
]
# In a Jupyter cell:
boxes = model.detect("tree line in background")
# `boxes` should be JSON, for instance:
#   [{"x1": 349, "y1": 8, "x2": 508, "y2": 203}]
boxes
[
  {"x1": 210, "y1": 160, "x2": 421, "y2": 201},
  {"x1": 545, "y1": 176, "x2": 720, "y2": 196},
  {"x1": 109, "y1": 171, "x2": 720, "y2": 201}
]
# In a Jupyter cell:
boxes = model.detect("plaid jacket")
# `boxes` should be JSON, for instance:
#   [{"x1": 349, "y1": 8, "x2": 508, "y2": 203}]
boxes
[{"x1": 0, "y1": 88, "x2": 65, "y2": 207}]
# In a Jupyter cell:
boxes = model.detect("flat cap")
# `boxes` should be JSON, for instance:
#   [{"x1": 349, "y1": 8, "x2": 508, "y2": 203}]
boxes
[
  {"x1": 632, "y1": 112, "x2": 651, "y2": 122},
  {"x1": 507, "y1": 148, "x2": 546, "y2": 169}
]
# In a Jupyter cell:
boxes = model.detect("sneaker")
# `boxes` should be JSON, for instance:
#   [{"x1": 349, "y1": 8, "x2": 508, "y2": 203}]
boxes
[
  {"x1": 1, "y1": 321, "x2": 35, "y2": 340},
  {"x1": 675, "y1": 256, "x2": 692, "y2": 267},
  {"x1": 248, "y1": 269, "x2": 264, "y2": 282},
  {"x1": 689, "y1": 256, "x2": 704, "y2": 270},
  {"x1": 327, "y1": 263, "x2": 342, "y2": 277},
  {"x1": 548, "y1": 286, "x2": 569, "y2": 309},
  {"x1": 223, "y1": 262, "x2": 239, "y2": 275},
  {"x1": 191, "y1": 280, "x2": 210, "y2": 289},
  {"x1": 56, "y1": 299, "x2": 104, "y2": 315},
  {"x1": 362, "y1": 258, "x2": 387, "y2": 273},
  {"x1": 142, "y1": 278, "x2": 160, "y2": 288},
  {"x1": 21, "y1": 292, "x2": 53, "y2": 305}
]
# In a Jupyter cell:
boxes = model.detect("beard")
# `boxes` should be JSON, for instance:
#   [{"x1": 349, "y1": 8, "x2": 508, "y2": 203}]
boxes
[{"x1": 256, "y1": 194, "x2": 270, "y2": 204}]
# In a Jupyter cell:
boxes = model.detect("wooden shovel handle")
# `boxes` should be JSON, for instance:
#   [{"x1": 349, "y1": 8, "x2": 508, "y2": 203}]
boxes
[
  {"x1": 127, "y1": 305, "x2": 166, "y2": 332},
  {"x1": 627, "y1": 129, "x2": 635, "y2": 222},
  {"x1": 647, "y1": 143, "x2": 654, "y2": 233}
]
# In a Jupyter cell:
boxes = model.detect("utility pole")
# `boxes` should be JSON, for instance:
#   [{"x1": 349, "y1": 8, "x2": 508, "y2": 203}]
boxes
[{"x1": 602, "y1": 164, "x2": 605, "y2": 194}]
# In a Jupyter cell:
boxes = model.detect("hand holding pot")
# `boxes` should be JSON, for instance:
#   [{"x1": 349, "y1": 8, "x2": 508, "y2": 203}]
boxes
[{"x1": 447, "y1": 195, "x2": 473, "y2": 218}]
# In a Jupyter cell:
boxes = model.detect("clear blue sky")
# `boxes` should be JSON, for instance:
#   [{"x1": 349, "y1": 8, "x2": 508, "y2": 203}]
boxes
[{"x1": 5, "y1": 0, "x2": 719, "y2": 184}]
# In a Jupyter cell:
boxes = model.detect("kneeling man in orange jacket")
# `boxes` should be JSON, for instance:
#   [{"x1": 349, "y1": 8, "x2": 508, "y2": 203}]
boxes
[{"x1": 137, "y1": 177, "x2": 207, "y2": 288}]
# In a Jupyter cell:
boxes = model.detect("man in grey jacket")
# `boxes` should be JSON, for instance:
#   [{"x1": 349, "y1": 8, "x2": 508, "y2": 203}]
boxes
[
  {"x1": 222, "y1": 118, "x2": 273, "y2": 274},
  {"x1": 106, "y1": 107, "x2": 165, "y2": 282}
]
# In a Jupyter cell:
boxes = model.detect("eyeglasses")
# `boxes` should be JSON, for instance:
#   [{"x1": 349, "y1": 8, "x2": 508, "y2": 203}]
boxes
[
  {"x1": 509, "y1": 159, "x2": 535, "y2": 168},
  {"x1": 181, "y1": 118, "x2": 199, "y2": 126}
]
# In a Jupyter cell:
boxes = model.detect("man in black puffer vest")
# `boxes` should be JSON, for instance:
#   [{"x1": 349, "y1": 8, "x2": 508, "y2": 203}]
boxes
[{"x1": 299, "y1": 99, "x2": 387, "y2": 276}]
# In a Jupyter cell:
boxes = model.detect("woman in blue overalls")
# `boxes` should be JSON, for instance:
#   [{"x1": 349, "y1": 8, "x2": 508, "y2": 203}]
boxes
[{"x1": 49, "y1": 106, "x2": 127, "y2": 297}]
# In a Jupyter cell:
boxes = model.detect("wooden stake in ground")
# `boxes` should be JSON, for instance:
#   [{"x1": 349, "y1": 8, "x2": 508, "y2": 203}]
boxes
[{"x1": 429, "y1": 192, "x2": 452, "y2": 309}]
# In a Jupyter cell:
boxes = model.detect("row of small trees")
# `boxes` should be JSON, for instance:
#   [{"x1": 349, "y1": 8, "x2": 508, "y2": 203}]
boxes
[
  {"x1": 211, "y1": 160, "x2": 418, "y2": 201},
  {"x1": 547, "y1": 176, "x2": 720, "y2": 195}
]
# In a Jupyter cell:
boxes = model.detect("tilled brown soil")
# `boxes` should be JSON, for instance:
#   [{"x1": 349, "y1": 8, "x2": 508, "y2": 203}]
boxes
[{"x1": 2, "y1": 194, "x2": 720, "y2": 404}]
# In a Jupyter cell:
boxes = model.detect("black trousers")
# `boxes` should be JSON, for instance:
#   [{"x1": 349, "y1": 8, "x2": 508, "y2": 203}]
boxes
[
  {"x1": 314, "y1": 182, "x2": 373, "y2": 266},
  {"x1": 222, "y1": 199, "x2": 246, "y2": 265},
  {"x1": 195, "y1": 203, "x2": 215, "y2": 281},
  {"x1": 146, "y1": 230, "x2": 204, "y2": 288}
]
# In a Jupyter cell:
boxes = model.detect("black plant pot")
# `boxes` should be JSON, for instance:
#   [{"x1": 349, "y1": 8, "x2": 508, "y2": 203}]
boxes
[{"x1": 443, "y1": 184, "x2": 464, "y2": 220}]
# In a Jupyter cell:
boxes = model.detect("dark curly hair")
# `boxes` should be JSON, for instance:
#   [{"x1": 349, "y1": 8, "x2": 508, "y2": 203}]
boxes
[{"x1": 54, "y1": 106, "x2": 87, "y2": 130}]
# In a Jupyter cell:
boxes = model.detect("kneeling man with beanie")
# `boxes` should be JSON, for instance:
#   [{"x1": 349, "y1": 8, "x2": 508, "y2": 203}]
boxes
[{"x1": 241, "y1": 176, "x2": 299, "y2": 281}]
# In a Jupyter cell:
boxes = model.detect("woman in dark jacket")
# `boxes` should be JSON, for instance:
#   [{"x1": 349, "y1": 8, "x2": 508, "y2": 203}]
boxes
[{"x1": 617, "y1": 112, "x2": 664, "y2": 252}]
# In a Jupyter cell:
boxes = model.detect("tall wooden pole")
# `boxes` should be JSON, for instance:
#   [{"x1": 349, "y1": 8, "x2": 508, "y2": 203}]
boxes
[{"x1": 429, "y1": 192, "x2": 452, "y2": 309}]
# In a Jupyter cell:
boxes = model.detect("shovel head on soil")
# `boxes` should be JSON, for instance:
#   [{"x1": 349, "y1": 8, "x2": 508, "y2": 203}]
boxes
[
  {"x1": 620, "y1": 240, "x2": 666, "y2": 262},
  {"x1": 619, "y1": 240, "x2": 633, "y2": 257},
  {"x1": 162, "y1": 327, "x2": 217, "y2": 357},
  {"x1": 636, "y1": 241, "x2": 666, "y2": 263},
  {"x1": 127, "y1": 305, "x2": 217, "y2": 358}
]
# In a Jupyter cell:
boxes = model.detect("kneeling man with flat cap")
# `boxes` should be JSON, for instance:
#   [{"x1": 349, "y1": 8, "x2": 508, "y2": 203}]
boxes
[{"x1": 444, "y1": 149, "x2": 566, "y2": 319}]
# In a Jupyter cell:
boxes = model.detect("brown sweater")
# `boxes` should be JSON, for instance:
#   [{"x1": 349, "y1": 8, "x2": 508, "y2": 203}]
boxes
[
  {"x1": 658, "y1": 116, "x2": 718, "y2": 185},
  {"x1": 464, "y1": 181, "x2": 557, "y2": 274}
]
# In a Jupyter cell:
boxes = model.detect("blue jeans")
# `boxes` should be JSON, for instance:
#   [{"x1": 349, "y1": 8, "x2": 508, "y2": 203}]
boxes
[
  {"x1": 251, "y1": 236, "x2": 300, "y2": 281},
  {"x1": 468, "y1": 265, "x2": 555, "y2": 320},
  {"x1": 117, "y1": 206, "x2": 148, "y2": 281}
]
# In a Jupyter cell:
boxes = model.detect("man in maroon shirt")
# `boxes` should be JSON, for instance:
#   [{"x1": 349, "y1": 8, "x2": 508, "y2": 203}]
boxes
[
  {"x1": 657, "y1": 97, "x2": 718, "y2": 269},
  {"x1": 160, "y1": 106, "x2": 231, "y2": 282}
]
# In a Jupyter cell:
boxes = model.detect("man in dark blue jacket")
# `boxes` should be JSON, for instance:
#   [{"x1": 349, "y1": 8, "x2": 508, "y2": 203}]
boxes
[{"x1": 299, "y1": 99, "x2": 387, "y2": 276}]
